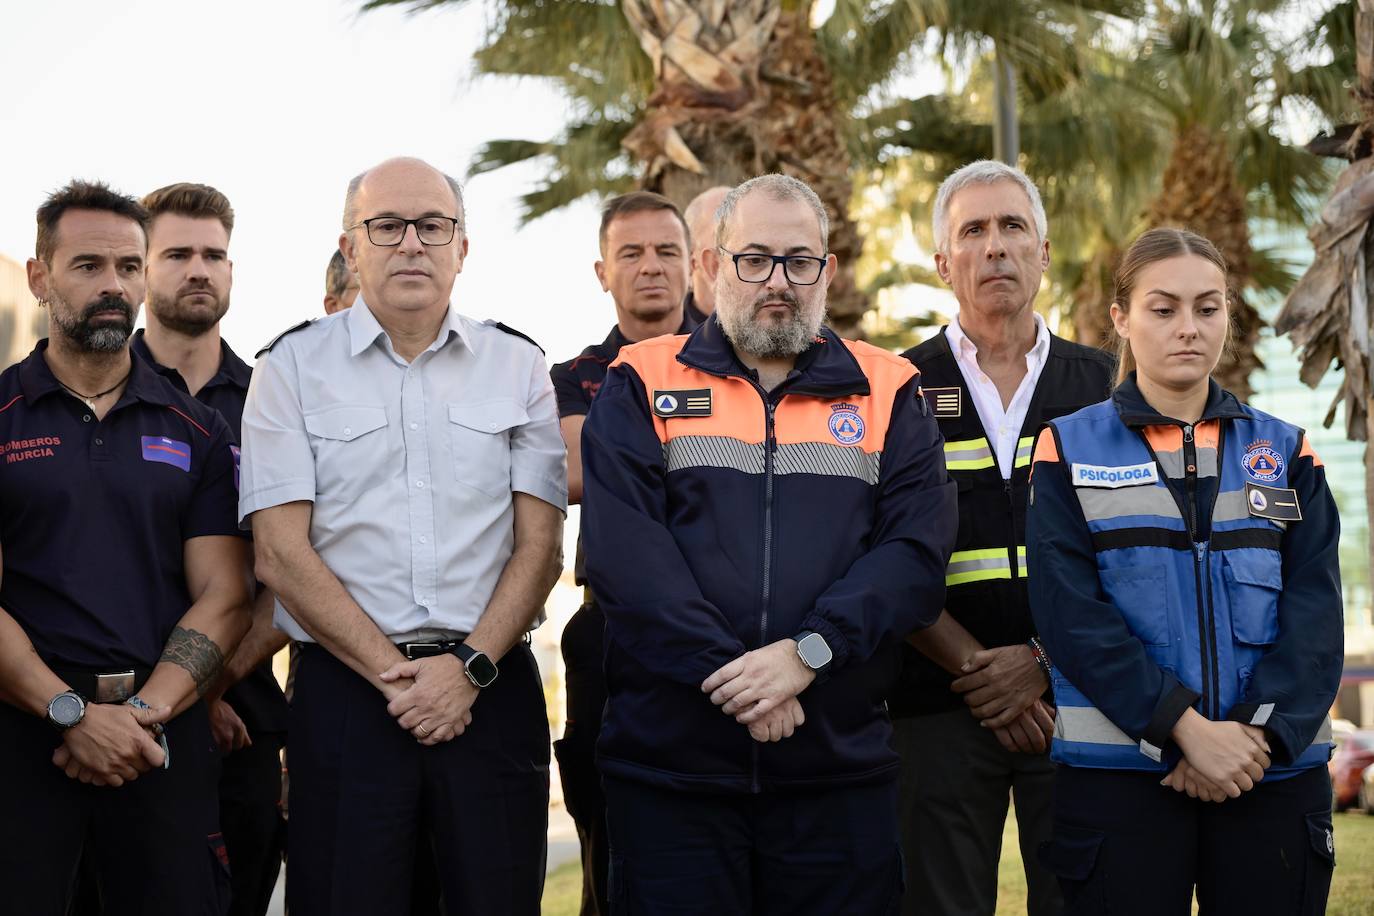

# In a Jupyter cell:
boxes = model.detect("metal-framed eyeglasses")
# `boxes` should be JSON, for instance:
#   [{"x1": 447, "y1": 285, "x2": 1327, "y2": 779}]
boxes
[
  {"x1": 348, "y1": 216, "x2": 462, "y2": 247},
  {"x1": 718, "y1": 248, "x2": 828, "y2": 286}
]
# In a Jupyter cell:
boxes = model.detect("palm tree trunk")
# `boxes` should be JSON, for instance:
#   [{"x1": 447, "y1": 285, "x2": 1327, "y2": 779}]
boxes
[
  {"x1": 1145, "y1": 123, "x2": 1262, "y2": 401},
  {"x1": 619, "y1": 1, "x2": 867, "y2": 336}
]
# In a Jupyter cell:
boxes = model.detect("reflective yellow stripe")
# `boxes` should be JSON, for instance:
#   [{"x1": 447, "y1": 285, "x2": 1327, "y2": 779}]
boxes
[
  {"x1": 1017, "y1": 544, "x2": 1028, "y2": 577},
  {"x1": 1014, "y1": 437, "x2": 1034, "y2": 469},
  {"x1": 946, "y1": 546, "x2": 1028, "y2": 585},
  {"x1": 944, "y1": 437, "x2": 995, "y2": 471}
]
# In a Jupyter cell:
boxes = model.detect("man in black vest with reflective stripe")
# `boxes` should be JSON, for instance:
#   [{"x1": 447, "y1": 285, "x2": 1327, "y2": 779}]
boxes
[{"x1": 891, "y1": 161, "x2": 1113, "y2": 916}]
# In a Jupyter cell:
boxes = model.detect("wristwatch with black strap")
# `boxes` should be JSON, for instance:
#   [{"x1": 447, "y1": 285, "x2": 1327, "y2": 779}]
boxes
[
  {"x1": 46, "y1": 690, "x2": 86, "y2": 730},
  {"x1": 452, "y1": 643, "x2": 499, "y2": 689},
  {"x1": 794, "y1": 631, "x2": 834, "y2": 680}
]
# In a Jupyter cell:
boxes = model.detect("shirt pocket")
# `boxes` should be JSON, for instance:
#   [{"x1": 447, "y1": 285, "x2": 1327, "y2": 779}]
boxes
[
  {"x1": 303, "y1": 405, "x2": 390, "y2": 497},
  {"x1": 1098, "y1": 563, "x2": 1171, "y2": 648},
  {"x1": 448, "y1": 399, "x2": 527, "y2": 497},
  {"x1": 1223, "y1": 550, "x2": 1282, "y2": 647}
]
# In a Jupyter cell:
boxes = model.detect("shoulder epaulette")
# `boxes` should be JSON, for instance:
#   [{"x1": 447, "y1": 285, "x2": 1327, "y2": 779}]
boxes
[
  {"x1": 485, "y1": 319, "x2": 544, "y2": 355},
  {"x1": 256, "y1": 320, "x2": 313, "y2": 358}
]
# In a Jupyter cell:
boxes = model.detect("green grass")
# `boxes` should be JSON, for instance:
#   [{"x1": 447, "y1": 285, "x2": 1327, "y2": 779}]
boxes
[{"x1": 542, "y1": 807, "x2": 1374, "y2": 914}]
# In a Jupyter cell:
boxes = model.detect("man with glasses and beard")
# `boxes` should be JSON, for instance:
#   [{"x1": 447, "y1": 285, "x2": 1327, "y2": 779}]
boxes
[
  {"x1": 128, "y1": 182, "x2": 290, "y2": 916},
  {"x1": 579, "y1": 174, "x2": 957, "y2": 914},
  {"x1": 0, "y1": 180, "x2": 251, "y2": 914}
]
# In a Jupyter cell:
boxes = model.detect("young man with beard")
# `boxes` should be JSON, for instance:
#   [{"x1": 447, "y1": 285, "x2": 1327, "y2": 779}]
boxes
[
  {"x1": 0, "y1": 180, "x2": 251, "y2": 913},
  {"x1": 131, "y1": 182, "x2": 290, "y2": 916},
  {"x1": 549, "y1": 190, "x2": 695, "y2": 916},
  {"x1": 579, "y1": 173, "x2": 958, "y2": 914}
]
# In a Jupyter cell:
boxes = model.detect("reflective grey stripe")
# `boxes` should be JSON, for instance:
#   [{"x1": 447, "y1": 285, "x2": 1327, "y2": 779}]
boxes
[
  {"x1": 664, "y1": 436, "x2": 764, "y2": 475},
  {"x1": 1155, "y1": 447, "x2": 1218, "y2": 479},
  {"x1": 1076, "y1": 485, "x2": 1180, "y2": 523},
  {"x1": 1054, "y1": 705, "x2": 1135, "y2": 746},
  {"x1": 1314, "y1": 715, "x2": 1333, "y2": 745},
  {"x1": 1250, "y1": 703, "x2": 1274, "y2": 727},
  {"x1": 774, "y1": 442, "x2": 881, "y2": 485},
  {"x1": 1213, "y1": 490, "x2": 1253, "y2": 524},
  {"x1": 948, "y1": 554, "x2": 1012, "y2": 575},
  {"x1": 1139, "y1": 739, "x2": 1163, "y2": 762}
]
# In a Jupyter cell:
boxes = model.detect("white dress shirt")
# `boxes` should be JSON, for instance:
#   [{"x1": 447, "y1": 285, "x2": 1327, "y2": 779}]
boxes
[
  {"x1": 238, "y1": 298, "x2": 567, "y2": 641},
  {"x1": 946, "y1": 313, "x2": 1051, "y2": 479}
]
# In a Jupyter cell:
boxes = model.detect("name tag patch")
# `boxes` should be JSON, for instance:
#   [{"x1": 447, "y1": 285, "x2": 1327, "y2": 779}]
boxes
[
  {"x1": 142, "y1": 436, "x2": 190, "y2": 472},
  {"x1": 1071, "y1": 461, "x2": 1159, "y2": 488},
  {"x1": 653, "y1": 389, "x2": 712, "y2": 418},
  {"x1": 1246, "y1": 483, "x2": 1302, "y2": 521}
]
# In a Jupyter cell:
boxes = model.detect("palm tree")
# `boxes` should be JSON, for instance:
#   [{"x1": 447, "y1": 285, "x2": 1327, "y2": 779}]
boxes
[{"x1": 362, "y1": 0, "x2": 1139, "y2": 335}]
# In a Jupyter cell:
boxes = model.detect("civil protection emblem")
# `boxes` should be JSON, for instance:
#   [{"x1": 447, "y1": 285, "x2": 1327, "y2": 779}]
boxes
[
  {"x1": 1242, "y1": 439, "x2": 1283, "y2": 483},
  {"x1": 828, "y1": 403, "x2": 865, "y2": 445}
]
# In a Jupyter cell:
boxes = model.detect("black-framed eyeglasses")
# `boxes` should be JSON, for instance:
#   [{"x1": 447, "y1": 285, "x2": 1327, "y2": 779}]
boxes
[
  {"x1": 719, "y1": 248, "x2": 827, "y2": 285},
  {"x1": 348, "y1": 216, "x2": 462, "y2": 247}
]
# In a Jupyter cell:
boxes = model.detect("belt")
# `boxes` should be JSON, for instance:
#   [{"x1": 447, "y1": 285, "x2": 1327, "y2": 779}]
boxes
[
  {"x1": 393, "y1": 632, "x2": 530, "y2": 660},
  {"x1": 51, "y1": 665, "x2": 153, "y2": 704}
]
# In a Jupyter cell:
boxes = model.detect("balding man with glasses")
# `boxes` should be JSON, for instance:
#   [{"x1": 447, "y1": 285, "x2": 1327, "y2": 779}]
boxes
[{"x1": 239, "y1": 157, "x2": 566, "y2": 916}]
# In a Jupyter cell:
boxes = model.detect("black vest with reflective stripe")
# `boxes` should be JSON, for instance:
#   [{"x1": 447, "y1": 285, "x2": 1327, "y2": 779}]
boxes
[{"x1": 889, "y1": 328, "x2": 1114, "y2": 717}]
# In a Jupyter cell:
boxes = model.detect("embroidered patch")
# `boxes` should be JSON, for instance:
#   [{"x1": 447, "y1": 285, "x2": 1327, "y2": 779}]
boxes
[
  {"x1": 828, "y1": 403, "x2": 865, "y2": 445},
  {"x1": 652, "y1": 388, "x2": 712, "y2": 418},
  {"x1": 925, "y1": 386, "x2": 961, "y2": 419},
  {"x1": 142, "y1": 436, "x2": 190, "y2": 472},
  {"x1": 1071, "y1": 461, "x2": 1159, "y2": 488},
  {"x1": 1242, "y1": 441, "x2": 1284, "y2": 483},
  {"x1": 1245, "y1": 483, "x2": 1301, "y2": 521}
]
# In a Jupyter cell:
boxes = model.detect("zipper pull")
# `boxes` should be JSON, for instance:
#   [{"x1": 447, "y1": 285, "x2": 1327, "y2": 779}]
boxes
[
  {"x1": 1195, "y1": 543, "x2": 1204, "y2": 562},
  {"x1": 1183, "y1": 424, "x2": 1194, "y2": 443}
]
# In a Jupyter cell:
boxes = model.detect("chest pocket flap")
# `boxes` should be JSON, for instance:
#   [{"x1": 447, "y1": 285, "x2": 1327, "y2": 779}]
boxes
[
  {"x1": 448, "y1": 400, "x2": 528, "y2": 435},
  {"x1": 304, "y1": 405, "x2": 388, "y2": 441}
]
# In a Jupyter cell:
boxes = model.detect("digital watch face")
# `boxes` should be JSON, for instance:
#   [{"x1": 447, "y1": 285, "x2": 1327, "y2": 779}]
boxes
[
  {"x1": 49, "y1": 693, "x2": 84, "y2": 728},
  {"x1": 798, "y1": 633, "x2": 833, "y2": 670},
  {"x1": 466, "y1": 653, "x2": 499, "y2": 688}
]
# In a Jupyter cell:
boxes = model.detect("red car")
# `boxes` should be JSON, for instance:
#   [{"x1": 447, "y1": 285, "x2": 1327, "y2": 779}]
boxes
[{"x1": 1330, "y1": 729, "x2": 1374, "y2": 811}]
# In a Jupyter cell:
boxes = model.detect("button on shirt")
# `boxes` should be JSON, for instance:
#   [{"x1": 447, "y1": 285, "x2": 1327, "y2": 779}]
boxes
[
  {"x1": 945, "y1": 313, "x2": 1051, "y2": 479},
  {"x1": 0, "y1": 340, "x2": 242, "y2": 669},
  {"x1": 238, "y1": 299, "x2": 567, "y2": 641}
]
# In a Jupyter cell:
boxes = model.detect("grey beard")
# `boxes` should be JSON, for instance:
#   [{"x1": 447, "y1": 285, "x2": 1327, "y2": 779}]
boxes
[
  {"x1": 716, "y1": 300, "x2": 824, "y2": 359},
  {"x1": 50, "y1": 295, "x2": 135, "y2": 353}
]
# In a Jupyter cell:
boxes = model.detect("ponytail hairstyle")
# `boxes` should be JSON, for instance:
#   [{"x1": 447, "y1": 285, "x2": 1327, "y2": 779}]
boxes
[{"x1": 1110, "y1": 227, "x2": 1236, "y2": 386}]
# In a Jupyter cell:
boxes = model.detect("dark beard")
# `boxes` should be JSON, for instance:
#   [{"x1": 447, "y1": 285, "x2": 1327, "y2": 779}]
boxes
[
  {"x1": 149, "y1": 289, "x2": 228, "y2": 337},
  {"x1": 51, "y1": 295, "x2": 135, "y2": 353}
]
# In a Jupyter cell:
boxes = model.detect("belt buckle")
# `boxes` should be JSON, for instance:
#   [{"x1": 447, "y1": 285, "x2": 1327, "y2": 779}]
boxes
[
  {"x1": 94, "y1": 670, "x2": 136, "y2": 703},
  {"x1": 404, "y1": 642, "x2": 442, "y2": 660}
]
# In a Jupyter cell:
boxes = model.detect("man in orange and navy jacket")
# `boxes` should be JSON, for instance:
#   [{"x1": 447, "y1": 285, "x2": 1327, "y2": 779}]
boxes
[{"x1": 580, "y1": 174, "x2": 958, "y2": 915}]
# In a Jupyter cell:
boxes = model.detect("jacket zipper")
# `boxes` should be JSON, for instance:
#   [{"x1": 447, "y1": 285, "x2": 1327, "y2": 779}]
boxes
[
  {"x1": 747, "y1": 378, "x2": 778, "y2": 794},
  {"x1": 1181, "y1": 424, "x2": 1220, "y2": 719},
  {"x1": 1005, "y1": 479, "x2": 1018, "y2": 579}
]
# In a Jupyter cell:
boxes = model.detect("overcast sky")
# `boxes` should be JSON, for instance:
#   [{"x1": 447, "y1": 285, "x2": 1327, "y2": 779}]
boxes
[{"x1": 0, "y1": 0, "x2": 619, "y2": 364}]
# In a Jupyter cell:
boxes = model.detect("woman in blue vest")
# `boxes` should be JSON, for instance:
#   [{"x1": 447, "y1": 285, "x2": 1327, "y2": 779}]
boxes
[{"x1": 1027, "y1": 228, "x2": 1342, "y2": 914}]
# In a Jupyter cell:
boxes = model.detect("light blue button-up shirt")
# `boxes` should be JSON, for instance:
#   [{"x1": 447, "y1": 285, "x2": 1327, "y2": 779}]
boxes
[{"x1": 238, "y1": 298, "x2": 567, "y2": 641}]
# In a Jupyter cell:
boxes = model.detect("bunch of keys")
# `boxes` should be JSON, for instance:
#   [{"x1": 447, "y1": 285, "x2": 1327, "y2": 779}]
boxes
[{"x1": 125, "y1": 695, "x2": 171, "y2": 769}]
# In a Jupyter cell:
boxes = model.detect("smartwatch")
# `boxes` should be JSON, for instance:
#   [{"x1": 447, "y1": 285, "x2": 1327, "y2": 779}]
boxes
[
  {"x1": 452, "y1": 643, "x2": 499, "y2": 688},
  {"x1": 795, "y1": 631, "x2": 834, "y2": 677},
  {"x1": 46, "y1": 690, "x2": 86, "y2": 730}
]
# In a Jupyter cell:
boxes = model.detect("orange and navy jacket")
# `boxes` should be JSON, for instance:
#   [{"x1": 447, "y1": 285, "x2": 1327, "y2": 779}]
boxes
[
  {"x1": 1027, "y1": 375, "x2": 1342, "y2": 773},
  {"x1": 580, "y1": 318, "x2": 957, "y2": 793}
]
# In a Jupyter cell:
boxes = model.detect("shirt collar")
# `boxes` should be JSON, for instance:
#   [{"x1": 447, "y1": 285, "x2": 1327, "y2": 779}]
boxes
[
  {"x1": 20, "y1": 338, "x2": 178, "y2": 407},
  {"x1": 1112, "y1": 372, "x2": 1247, "y2": 427},
  {"x1": 346, "y1": 295, "x2": 468, "y2": 358},
  {"x1": 129, "y1": 329, "x2": 252, "y2": 394},
  {"x1": 946, "y1": 312, "x2": 1049, "y2": 364}
]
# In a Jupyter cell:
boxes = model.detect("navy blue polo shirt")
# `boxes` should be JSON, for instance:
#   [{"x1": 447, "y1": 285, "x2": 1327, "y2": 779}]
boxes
[
  {"x1": 131, "y1": 329, "x2": 288, "y2": 735},
  {"x1": 0, "y1": 340, "x2": 241, "y2": 671}
]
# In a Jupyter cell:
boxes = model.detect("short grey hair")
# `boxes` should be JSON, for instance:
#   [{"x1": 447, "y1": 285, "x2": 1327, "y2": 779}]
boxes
[
  {"x1": 715, "y1": 174, "x2": 829, "y2": 250},
  {"x1": 932, "y1": 160, "x2": 1047, "y2": 253},
  {"x1": 341, "y1": 157, "x2": 466, "y2": 233},
  {"x1": 325, "y1": 249, "x2": 351, "y2": 296}
]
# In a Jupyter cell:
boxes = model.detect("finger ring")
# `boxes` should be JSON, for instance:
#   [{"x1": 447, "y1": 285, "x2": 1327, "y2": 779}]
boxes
[{"x1": 416, "y1": 724, "x2": 429, "y2": 737}]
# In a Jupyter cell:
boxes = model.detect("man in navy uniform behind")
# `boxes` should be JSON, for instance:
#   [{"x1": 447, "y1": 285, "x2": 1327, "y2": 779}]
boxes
[{"x1": 0, "y1": 180, "x2": 252, "y2": 914}]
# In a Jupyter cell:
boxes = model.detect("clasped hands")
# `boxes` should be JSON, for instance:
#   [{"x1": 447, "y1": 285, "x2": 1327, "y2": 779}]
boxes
[
  {"x1": 950, "y1": 645, "x2": 1055, "y2": 754},
  {"x1": 379, "y1": 654, "x2": 476, "y2": 746},
  {"x1": 1162, "y1": 712, "x2": 1271, "y2": 803},
  {"x1": 51, "y1": 700, "x2": 171, "y2": 787},
  {"x1": 702, "y1": 639, "x2": 815, "y2": 743}
]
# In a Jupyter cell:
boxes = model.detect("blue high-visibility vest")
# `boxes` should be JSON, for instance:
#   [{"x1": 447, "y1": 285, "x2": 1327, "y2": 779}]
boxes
[{"x1": 1047, "y1": 400, "x2": 1332, "y2": 774}]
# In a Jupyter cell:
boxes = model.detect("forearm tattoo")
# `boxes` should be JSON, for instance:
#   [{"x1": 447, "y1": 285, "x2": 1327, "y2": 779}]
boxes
[{"x1": 160, "y1": 626, "x2": 225, "y2": 698}]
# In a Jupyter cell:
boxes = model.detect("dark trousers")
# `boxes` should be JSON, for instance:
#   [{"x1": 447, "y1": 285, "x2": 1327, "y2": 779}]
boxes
[
  {"x1": 286, "y1": 642, "x2": 550, "y2": 916},
  {"x1": 604, "y1": 777, "x2": 903, "y2": 915},
  {"x1": 1043, "y1": 764, "x2": 1335, "y2": 915},
  {"x1": 218, "y1": 735, "x2": 286, "y2": 916},
  {"x1": 0, "y1": 700, "x2": 229, "y2": 916},
  {"x1": 893, "y1": 708, "x2": 1060, "y2": 916},
  {"x1": 555, "y1": 600, "x2": 610, "y2": 916}
]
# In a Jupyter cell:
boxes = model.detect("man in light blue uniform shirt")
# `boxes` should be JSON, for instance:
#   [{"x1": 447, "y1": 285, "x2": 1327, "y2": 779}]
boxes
[{"x1": 238, "y1": 157, "x2": 566, "y2": 916}]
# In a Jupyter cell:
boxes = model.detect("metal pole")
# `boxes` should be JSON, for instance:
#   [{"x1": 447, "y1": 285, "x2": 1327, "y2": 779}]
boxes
[{"x1": 993, "y1": 40, "x2": 1019, "y2": 164}]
